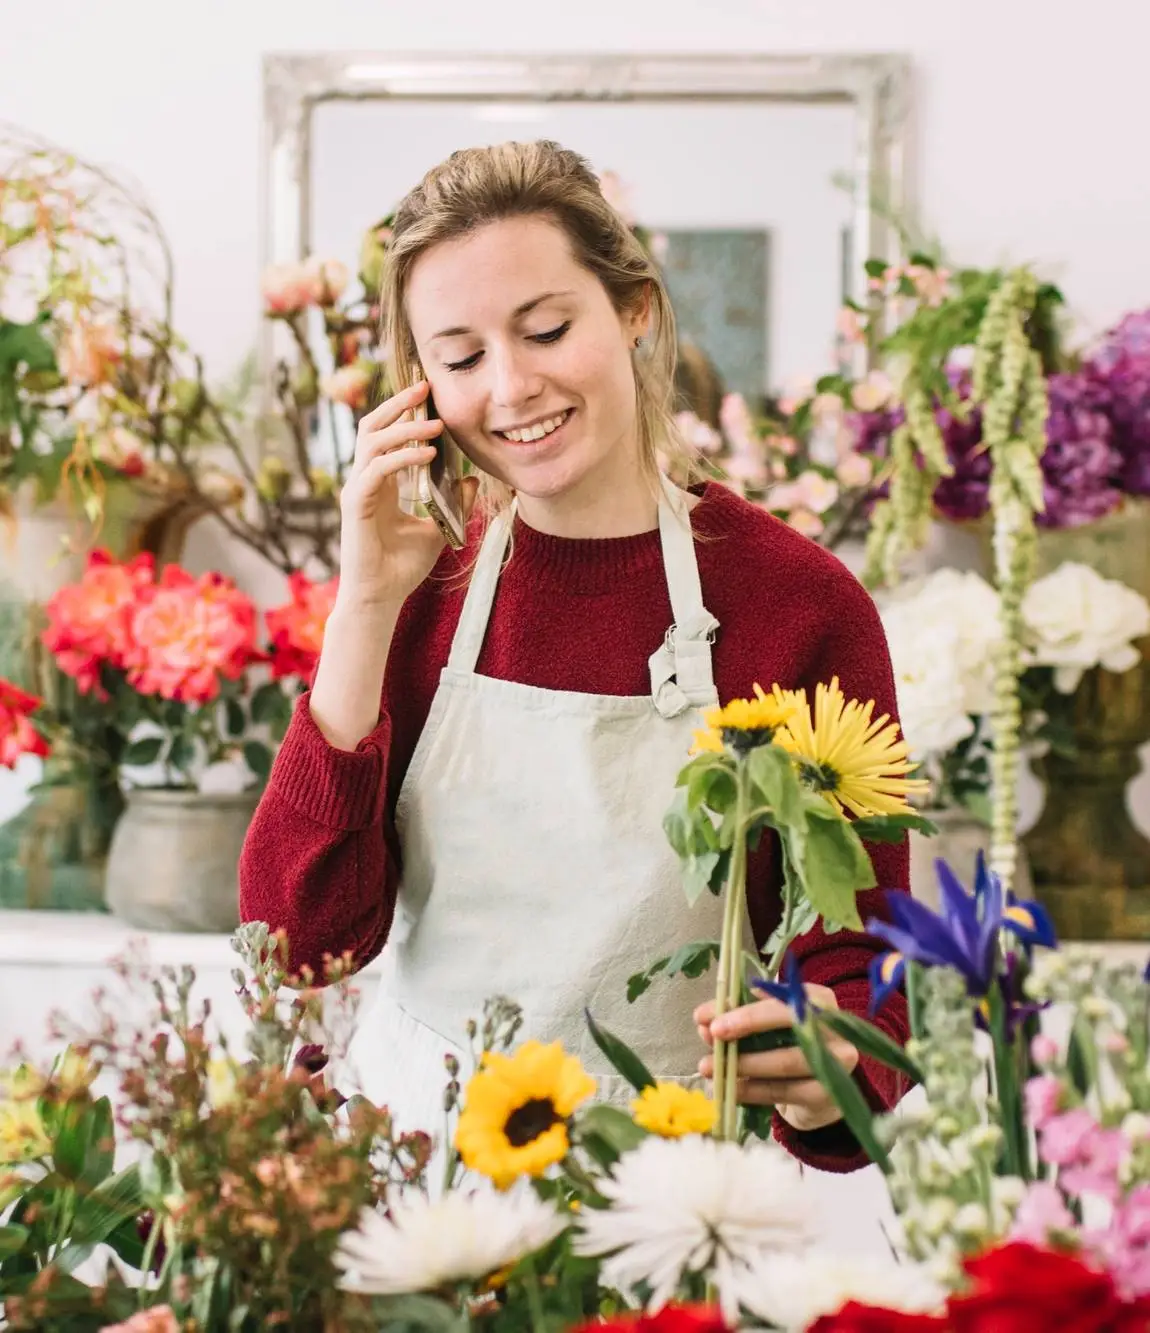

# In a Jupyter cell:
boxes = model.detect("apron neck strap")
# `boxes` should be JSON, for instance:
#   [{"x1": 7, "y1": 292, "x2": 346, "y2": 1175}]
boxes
[{"x1": 446, "y1": 477, "x2": 719, "y2": 716}]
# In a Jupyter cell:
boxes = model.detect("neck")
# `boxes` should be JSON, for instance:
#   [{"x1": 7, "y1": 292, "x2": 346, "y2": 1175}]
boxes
[{"x1": 514, "y1": 457, "x2": 663, "y2": 540}]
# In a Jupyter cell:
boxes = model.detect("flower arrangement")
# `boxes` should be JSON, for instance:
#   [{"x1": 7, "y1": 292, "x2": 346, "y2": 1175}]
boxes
[
  {"x1": 879, "y1": 563, "x2": 1150, "y2": 814},
  {"x1": 672, "y1": 386, "x2": 881, "y2": 550},
  {"x1": 0, "y1": 549, "x2": 336, "y2": 845}
]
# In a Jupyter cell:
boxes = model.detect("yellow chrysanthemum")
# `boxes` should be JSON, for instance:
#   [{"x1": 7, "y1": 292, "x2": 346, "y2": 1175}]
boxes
[
  {"x1": 631, "y1": 1082, "x2": 716, "y2": 1138},
  {"x1": 454, "y1": 1041, "x2": 596, "y2": 1190},
  {"x1": 775, "y1": 676, "x2": 929, "y2": 819},
  {"x1": 0, "y1": 1067, "x2": 51, "y2": 1166},
  {"x1": 691, "y1": 683, "x2": 797, "y2": 756}
]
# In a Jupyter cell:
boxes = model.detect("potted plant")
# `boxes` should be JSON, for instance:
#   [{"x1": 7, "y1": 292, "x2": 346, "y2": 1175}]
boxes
[{"x1": 0, "y1": 552, "x2": 336, "y2": 926}]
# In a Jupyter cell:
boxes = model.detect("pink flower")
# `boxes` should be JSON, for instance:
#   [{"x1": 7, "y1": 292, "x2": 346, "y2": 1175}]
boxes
[
  {"x1": 265, "y1": 572, "x2": 339, "y2": 682},
  {"x1": 1010, "y1": 1181, "x2": 1077, "y2": 1245},
  {"x1": 1085, "y1": 1186, "x2": 1150, "y2": 1298},
  {"x1": 836, "y1": 452, "x2": 874, "y2": 489},
  {"x1": 1025, "y1": 1075, "x2": 1067, "y2": 1131},
  {"x1": 58, "y1": 319, "x2": 121, "y2": 387},
  {"x1": 1038, "y1": 1106, "x2": 1097, "y2": 1164},
  {"x1": 0, "y1": 680, "x2": 50, "y2": 768},
  {"x1": 320, "y1": 363, "x2": 372, "y2": 410},
  {"x1": 1061, "y1": 1128, "x2": 1128, "y2": 1203},
  {"x1": 99, "y1": 1306, "x2": 178, "y2": 1332},
  {"x1": 719, "y1": 393, "x2": 756, "y2": 454},
  {"x1": 124, "y1": 568, "x2": 260, "y2": 704},
  {"x1": 261, "y1": 257, "x2": 346, "y2": 315},
  {"x1": 850, "y1": 371, "x2": 894, "y2": 413},
  {"x1": 674, "y1": 410, "x2": 723, "y2": 456},
  {"x1": 1030, "y1": 1033, "x2": 1060, "y2": 1067},
  {"x1": 836, "y1": 306, "x2": 865, "y2": 344},
  {"x1": 786, "y1": 507, "x2": 825, "y2": 539},
  {"x1": 42, "y1": 550, "x2": 156, "y2": 694}
]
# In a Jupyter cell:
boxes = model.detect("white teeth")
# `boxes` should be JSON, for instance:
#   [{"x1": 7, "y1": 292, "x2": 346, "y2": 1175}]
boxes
[{"x1": 502, "y1": 410, "x2": 569, "y2": 443}]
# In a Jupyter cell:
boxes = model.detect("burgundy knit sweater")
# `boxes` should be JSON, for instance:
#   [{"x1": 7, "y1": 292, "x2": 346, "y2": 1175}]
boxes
[{"x1": 239, "y1": 482, "x2": 911, "y2": 1172}]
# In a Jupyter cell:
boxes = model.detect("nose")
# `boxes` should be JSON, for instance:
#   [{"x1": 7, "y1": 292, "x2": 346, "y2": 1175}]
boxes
[{"x1": 489, "y1": 344, "x2": 542, "y2": 410}]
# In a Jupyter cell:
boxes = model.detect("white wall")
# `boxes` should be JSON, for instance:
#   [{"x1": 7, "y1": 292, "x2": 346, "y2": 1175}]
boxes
[
  {"x1": 4, "y1": 0, "x2": 1149, "y2": 386},
  {"x1": 2, "y1": 0, "x2": 1150, "y2": 825}
]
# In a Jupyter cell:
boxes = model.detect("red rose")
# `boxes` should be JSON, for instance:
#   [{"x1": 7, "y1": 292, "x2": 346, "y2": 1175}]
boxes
[
  {"x1": 568, "y1": 1307, "x2": 728, "y2": 1333},
  {"x1": 950, "y1": 1241, "x2": 1150, "y2": 1333},
  {"x1": 808, "y1": 1300, "x2": 945, "y2": 1332}
]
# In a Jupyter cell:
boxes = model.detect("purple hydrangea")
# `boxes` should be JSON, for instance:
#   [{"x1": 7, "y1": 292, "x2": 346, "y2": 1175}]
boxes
[
  {"x1": 1037, "y1": 372, "x2": 1123, "y2": 527},
  {"x1": 1087, "y1": 309, "x2": 1150, "y2": 497},
  {"x1": 853, "y1": 370, "x2": 1123, "y2": 529}
]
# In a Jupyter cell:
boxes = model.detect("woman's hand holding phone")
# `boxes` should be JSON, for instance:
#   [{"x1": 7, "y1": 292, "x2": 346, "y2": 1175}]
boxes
[{"x1": 338, "y1": 380, "x2": 476, "y2": 612}]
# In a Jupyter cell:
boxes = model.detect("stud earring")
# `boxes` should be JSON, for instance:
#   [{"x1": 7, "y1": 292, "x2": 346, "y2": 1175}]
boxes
[{"x1": 633, "y1": 335, "x2": 643, "y2": 348}]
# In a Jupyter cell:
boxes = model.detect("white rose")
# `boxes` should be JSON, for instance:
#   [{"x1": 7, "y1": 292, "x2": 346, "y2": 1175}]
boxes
[{"x1": 1023, "y1": 561, "x2": 1150, "y2": 693}]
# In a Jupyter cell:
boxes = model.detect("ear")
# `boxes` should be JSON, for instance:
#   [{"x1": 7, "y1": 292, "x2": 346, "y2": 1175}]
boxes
[{"x1": 625, "y1": 281, "x2": 652, "y2": 343}]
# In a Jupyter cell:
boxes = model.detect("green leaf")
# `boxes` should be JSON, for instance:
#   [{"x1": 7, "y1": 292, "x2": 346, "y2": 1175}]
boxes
[
  {"x1": 746, "y1": 743, "x2": 804, "y2": 832},
  {"x1": 168, "y1": 732, "x2": 195, "y2": 775},
  {"x1": 0, "y1": 1224, "x2": 29, "y2": 1259},
  {"x1": 53, "y1": 1096, "x2": 114, "y2": 1185},
  {"x1": 243, "y1": 740, "x2": 273, "y2": 782},
  {"x1": 681, "y1": 851, "x2": 722, "y2": 906},
  {"x1": 742, "y1": 1104, "x2": 774, "y2": 1140},
  {"x1": 121, "y1": 735, "x2": 164, "y2": 767},
  {"x1": 627, "y1": 940, "x2": 721, "y2": 1002},
  {"x1": 70, "y1": 1165, "x2": 144, "y2": 1249},
  {"x1": 584, "y1": 1009, "x2": 655, "y2": 1093},
  {"x1": 576, "y1": 1104, "x2": 647, "y2": 1165},
  {"x1": 367, "y1": 1293, "x2": 469, "y2": 1333},
  {"x1": 250, "y1": 680, "x2": 287, "y2": 725},
  {"x1": 864, "y1": 257, "x2": 889, "y2": 279},
  {"x1": 685, "y1": 754, "x2": 736, "y2": 813},
  {"x1": 794, "y1": 1024, "x2": 890, "y2": 1173},
  {"x1": 816, "y1": 1009, "x2": 924, "y2": 1084},
  {"x1": 224, "y1": 697, "x2": 246, "y2": 738},
  {"x1": 850, "y1": 811, "x2": 938, "y2": 843},
  {"x1": 796, "y1": 807, "x2": 872, "y2": 930}
]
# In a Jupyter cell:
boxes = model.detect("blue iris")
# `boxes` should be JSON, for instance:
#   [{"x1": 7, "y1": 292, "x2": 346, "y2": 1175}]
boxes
[
  {"x1": 752, "y1": 953, "x2": 809, "y2": 1021},
  {"x1": 865, "y1": 855, "x2": 1058, "y2": 1010}
]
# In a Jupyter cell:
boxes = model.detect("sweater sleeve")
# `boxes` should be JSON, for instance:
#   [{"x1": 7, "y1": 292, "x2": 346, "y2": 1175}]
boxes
[
  {"x1": 771, "y1": 560, "x2": 913, "y2": 1172},
  {"x1": 238, "y1": 692, "x2": 400, "y2": 978}
]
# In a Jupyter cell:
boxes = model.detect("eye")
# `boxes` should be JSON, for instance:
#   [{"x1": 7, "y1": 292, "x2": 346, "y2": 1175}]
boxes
[
  {"x1": 445, "y1": 351, "x2": 482, "y2": 373},
  {"x1": 531, "y1": 320, "x2": 571, "y2": 345}
]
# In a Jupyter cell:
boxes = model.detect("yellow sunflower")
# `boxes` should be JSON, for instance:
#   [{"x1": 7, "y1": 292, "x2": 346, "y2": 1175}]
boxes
[
  {"x1": 775, "y1": 676, "x2": 929, "y2": 819},
  {"x1": 691, "y1": 683, "x2": 797, "y2": 756},
  {"x1": 454, "y1": 1041, "x2": 596, "y2": 1190},
  {"x1": 631, "y1": 1082, "x2": 716, "y2": 1138}
]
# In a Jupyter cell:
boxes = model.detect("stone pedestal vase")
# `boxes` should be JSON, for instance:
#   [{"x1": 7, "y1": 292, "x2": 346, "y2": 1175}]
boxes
[
  {"x1": 104, "y1": 788, "x2": 258, "y2": 932},
  {"x1": 910, "y1": 806, "x2": 1032, "y2": 910}
]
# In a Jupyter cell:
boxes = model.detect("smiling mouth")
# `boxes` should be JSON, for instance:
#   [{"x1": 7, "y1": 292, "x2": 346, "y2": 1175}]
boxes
[{"x1": 494, "y1": 408, "x2": 574, "y2": 444}]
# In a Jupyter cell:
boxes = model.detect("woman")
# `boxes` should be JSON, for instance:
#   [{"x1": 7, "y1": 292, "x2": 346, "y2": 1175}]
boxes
[{"x1": 239, "y1": 139, "x2": 910, "y2": 1177}]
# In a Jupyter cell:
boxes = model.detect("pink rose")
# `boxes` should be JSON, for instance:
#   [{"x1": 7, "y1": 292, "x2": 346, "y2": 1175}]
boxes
[
  {"x1": 850, "y1": 371, "x2": 894, "y2": 413},
  {"x1": 320, "y1": 363, "x2": 373, "y2": 410},
  {"x1": 786, "y1": 507, "x2": 825, "y2": 539},
  {"x1": 1030, "y1": 1033, "x2": 1060, "y2": 1067},
  {"x1": 835, "y1": 306, "x2": 865, "y2": 343}
]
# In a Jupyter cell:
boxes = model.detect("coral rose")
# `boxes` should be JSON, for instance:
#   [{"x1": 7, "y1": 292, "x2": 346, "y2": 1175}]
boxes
[
  {"x1": 42, "y1": 550, "x2": 155, "y2": 694},
  {"x1": 265, "y1": 572, "x2": 338, "y2": 681},
  {"x1": 0, "y1": 680, "x2": 50, "y2": 768},
  {"x1": 125, "y1": 567, "x2": 260, "y2": 703}
]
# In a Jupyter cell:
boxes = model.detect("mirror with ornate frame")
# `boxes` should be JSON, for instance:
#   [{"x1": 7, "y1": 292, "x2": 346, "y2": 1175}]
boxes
[{"x1": 260, "y1": 52, "x2": 912, "y2": 472}]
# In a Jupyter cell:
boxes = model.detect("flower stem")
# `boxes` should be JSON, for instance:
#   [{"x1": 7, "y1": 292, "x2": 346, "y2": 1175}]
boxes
[{"x1": 713, "y1": 757, "x2": 751, "y2": 1142}]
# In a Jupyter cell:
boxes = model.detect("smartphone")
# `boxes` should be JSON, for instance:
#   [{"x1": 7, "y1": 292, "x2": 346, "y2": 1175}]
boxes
[{"x1": 411, "y1": 376, "x2": 466, "y2": 550}]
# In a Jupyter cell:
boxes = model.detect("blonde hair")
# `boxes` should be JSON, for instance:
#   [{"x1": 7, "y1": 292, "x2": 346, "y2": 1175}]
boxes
[{"x1": 379, "y1": 139, "x2": 698, "y2": 519}]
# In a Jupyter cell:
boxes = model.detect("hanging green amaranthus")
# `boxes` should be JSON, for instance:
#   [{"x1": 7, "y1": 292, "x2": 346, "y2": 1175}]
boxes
[{"x1": 863, "y1": 266, "x2": 1051, "y2": 894}]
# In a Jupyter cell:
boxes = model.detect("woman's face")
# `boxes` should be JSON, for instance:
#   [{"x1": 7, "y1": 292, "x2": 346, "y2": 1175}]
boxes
[{"x1": 405, "y1": 214, "x2": 647, "y2": 511}]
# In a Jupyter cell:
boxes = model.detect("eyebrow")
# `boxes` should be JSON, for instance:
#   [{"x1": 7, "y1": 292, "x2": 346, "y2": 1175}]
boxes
[{"x1": 429, "y1": 290, "x2": 575, "y2": 341}]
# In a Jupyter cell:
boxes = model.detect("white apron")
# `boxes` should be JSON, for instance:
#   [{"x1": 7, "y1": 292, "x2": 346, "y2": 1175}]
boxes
[
  {"x1": 343, "y1": 474, "x2": 726, "y2": 1144},
  {"x1": 342, "y1": 474, "x2": 903, "y2": 1256}
]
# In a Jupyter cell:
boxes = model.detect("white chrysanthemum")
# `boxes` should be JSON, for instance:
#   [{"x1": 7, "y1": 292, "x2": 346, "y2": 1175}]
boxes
[
  {"x1": 336, "y1": 1186, "x2": 566, "y2": 1294},
  {"x1": 573, "y1": 1135, "x2": 816, "y2": 1321},
  {"x1": 1022, "y1": 561, "x2": 1150, "y2": 693},
  {"x1": 735, "y1": 1251, "x2": 944, "y2": 1330}
]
